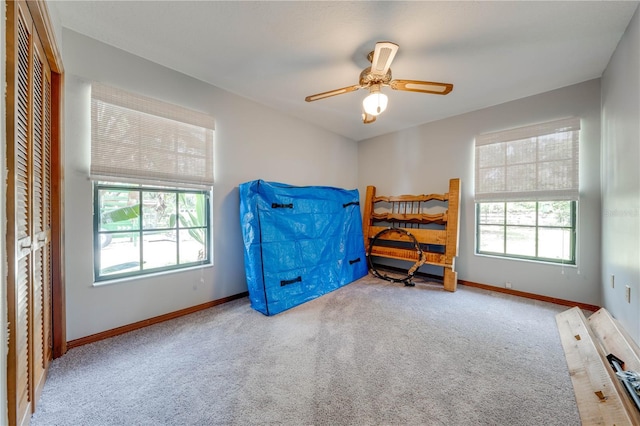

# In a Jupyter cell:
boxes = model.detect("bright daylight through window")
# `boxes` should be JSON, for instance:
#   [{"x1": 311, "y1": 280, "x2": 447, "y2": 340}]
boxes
[
  {"x1": 95, "y1": 184, "x2": 210, "y2": 280},
  {"x1": 91, "y1": 83, "x2": 214, "y2": 281},
  {"x1": 474, "y1": 117, "x2": 580, "y2": 264}
]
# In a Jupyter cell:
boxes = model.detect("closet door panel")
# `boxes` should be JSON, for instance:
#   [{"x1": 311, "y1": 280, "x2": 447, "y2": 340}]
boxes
[
  {"x1": 31, "y1": 35, "x2": 51, "y2": 399},
  {"x1": 16, "y1": 255, "x2": 31, "y2": 424},
  {"x1": 42, "y1": 58, "x2": 54, "y2": 373},
  {"x1": 12, "y1": 4, "x2": 34, "y2": 424}
]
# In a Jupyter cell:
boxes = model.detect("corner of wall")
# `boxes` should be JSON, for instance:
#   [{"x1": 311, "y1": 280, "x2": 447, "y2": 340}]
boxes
[{"x1": 600, "y1": 3, "x2": 640, "y2": 344}]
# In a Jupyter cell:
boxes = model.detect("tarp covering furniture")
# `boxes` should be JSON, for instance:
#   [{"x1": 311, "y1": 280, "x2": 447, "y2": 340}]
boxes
[{"x1": 239, "y1": 180, "x2": 368, "y2": 315}]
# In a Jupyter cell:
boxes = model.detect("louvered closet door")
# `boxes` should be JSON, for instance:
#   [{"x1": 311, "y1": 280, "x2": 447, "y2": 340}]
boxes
[
  {"x1": 31, "y1": 28, "x2": 53, "y2": 403},
  {"x1": 6, "y1": 1, "x2": 53, "y2": 424},
  {"x1": 11, "y1": 4, "x2": 35, "y2": 424}
]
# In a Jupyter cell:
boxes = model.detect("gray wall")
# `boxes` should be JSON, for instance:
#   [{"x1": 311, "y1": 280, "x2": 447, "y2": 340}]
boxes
[
  {"x1": 52, "y1": 5, "x2": 639, "y2": 344},
  {"x1": 601, "y1": 6, "x2": 640, "y2": 343},
  {"x1": 358, "y1": 79, "x2": 603, "y2": 307},
  {"x1": 61, "y1": 30, "x2": 359, "y2": 340}
]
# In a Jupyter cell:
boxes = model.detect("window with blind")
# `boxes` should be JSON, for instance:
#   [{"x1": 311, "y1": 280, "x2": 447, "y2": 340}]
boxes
[
  {"x1": 91, "y1": 83, "x2": 214, "y2": 281},
  {"x1": 474, "y1": 118, "x2": 580, "y2": 264}
]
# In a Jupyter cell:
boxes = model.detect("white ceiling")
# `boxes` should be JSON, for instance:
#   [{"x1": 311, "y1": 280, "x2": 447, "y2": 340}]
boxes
[{"x1": 50, "y1": 1, "x2": 638, "y2": 142}]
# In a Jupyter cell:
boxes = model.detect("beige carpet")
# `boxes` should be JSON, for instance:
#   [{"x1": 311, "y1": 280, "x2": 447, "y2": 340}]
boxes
[{"x1": 31, "y1": 275, "x2": 580, "y2": 425}]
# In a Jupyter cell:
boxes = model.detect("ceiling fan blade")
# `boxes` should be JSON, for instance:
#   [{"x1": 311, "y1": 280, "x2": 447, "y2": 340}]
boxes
[
  {"x1": 390, "y1": 80, "x2": 453, "y2": 95},
  {"x1": 305, "y1": 85, "x2": 361, "y2": 102},
  {"x1": 370, "y1": 42, "x2": 399, "y2": 77}
]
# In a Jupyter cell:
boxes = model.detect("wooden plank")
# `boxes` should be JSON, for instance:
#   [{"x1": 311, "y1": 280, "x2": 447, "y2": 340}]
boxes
[
  {"x1": 443, "y1": 262, "x2": 457, "y2": 292},
  {"x1": 556, "y1": 307, "x2": 636, "y2": 425},
  {"x1": 362, "y1": 186, "x2": 376, "y2": 253},
  {"x1": 373, "y1": 193, "x2": 448, "y2": 203},
  {"x1": 588, "y1": 308, "x2": 640, "y2": 425},
  {"x1": 589, "y1": 308, "x2": 640, "y2": 372},
  {"x1": 444, "y1": 178, "x2": 461, "y2": 263},
  {"x1": 371, "y1": 212, "x2": 446, "y2": 224},
  {"x1": 368, "y1": 225, "x2": 447, "y2": 245},
  {"x1": 369, "y1": 245, "x2": 447, "y2": 267}
]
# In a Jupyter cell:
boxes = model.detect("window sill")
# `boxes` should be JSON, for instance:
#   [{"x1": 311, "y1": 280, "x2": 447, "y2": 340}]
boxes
[{"x1": 474, "y1": 252, "x2": 577, "y2": 268}]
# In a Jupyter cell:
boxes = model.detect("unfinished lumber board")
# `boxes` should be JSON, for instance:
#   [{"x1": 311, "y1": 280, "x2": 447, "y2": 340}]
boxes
[
  {"x1": 556, "y1": 307, "x2": 638, "y2": 425},
  {"x1": 589, "y1": 308, "x2": 640, "y2": 423},
  {"x1": 589, "y1": 308, "x2": 640, "y2": 373}
]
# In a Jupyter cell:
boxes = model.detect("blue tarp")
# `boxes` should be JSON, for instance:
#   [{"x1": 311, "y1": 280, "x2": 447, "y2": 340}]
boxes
[{"x1": 239, "y1": 180, "x2": 368, "y2": 315}]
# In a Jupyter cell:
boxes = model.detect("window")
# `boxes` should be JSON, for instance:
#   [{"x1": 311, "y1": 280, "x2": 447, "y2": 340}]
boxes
[
  {"x1": 475, "y1": 118, "x2": 579, "y2": 264},
  {"x1": 94, "y1": 183, "x2": 210, "y2": 281},
  {"x1": 91, "y1": 84, "x2": 214, "y2": 281},
  {"x1": 476, "y1": 201, "x2": 575, "y2": 263}
]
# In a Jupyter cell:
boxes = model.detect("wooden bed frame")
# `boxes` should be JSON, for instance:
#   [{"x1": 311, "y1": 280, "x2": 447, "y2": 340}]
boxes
[{"x1": 362, "y1": 178, "x2": 461, "y2": 291}]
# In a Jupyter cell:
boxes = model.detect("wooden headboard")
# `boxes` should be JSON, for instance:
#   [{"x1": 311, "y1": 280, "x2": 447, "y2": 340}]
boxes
[{"x1": 362, "y1": 178, "x2": 461, "y2": 291}]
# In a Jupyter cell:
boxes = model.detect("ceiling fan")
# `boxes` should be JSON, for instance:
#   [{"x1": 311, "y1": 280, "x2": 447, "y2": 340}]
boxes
[{"x1": 305, "y1": 41, "x2": 453, "y2": 124}]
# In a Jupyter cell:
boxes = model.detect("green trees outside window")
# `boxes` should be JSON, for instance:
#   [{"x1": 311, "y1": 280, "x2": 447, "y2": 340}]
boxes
[{"x1": 476, "y1": 201, "x2": 576, "y2": 264}]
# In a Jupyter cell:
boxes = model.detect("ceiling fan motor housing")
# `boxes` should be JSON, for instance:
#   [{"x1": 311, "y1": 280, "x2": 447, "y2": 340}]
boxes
[{"x1": 359, "y1": 67, "x2": 392, "y2": 87}]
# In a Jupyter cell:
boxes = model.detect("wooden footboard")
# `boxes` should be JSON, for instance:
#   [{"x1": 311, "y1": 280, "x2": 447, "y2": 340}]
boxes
[{"x1": 362, "y1": 178, "x2": 461, "y2": 291}]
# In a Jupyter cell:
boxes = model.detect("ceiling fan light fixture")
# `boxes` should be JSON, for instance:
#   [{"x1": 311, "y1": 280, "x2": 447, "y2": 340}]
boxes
[
  {"x1": 362, "y1": 111, "x2": 376, "y2": 124},
  {"x1": 362, "y1": 85, "x2": 388, "y2": 116}
]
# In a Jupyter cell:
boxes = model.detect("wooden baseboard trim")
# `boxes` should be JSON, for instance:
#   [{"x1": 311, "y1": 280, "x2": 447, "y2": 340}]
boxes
[
  {"x1": 67, "y1": 292, "x2": 249, "y2": 349},
  {"x1": 67, "y1": 275, "x2": 599, "y2": 348},
  {"x1": 372, "y1": 264, "x2": 600, "y2": 312},
  {"x1": 458, "y1": 279, "x2": 600, "y2": 312}
]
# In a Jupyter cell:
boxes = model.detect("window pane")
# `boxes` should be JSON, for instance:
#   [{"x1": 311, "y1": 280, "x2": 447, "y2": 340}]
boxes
[
  {"x1": 538, "y1": 201, "x2": 572, "y2": 227},
  {"x1": 179, "y1": 229, "x2": 207, "y2": 263},
  {"x1": 506, "y1": 202, "x2": 536, "y2": 225},
  {"x1": 478, "y1": 203, "x2": 505, "y2": 224},
  {"x1": 538, "y1": 228, "x2": 572, "y2": 261},
  {"x1": 99, "y1": 232, "x2": 141, "y2": 276},
  {"x1": 142, "y1": 230, "x2": 177, "y2": 269},
  {"x1": 505, "y1": 226, "x2": 536, "y2": 256},
  {"x1": 478, "y1": 225, "x2": 504, "y2": 253},
  {"x1": 99, "y1": 189, "x2": 140, "y2": 231},
  {"x1": 179, "y1": 193, "x2": 206, "y2": 227},
  {"x1": 143, "y1": 191, "x2": 176, "y2": 229}
]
